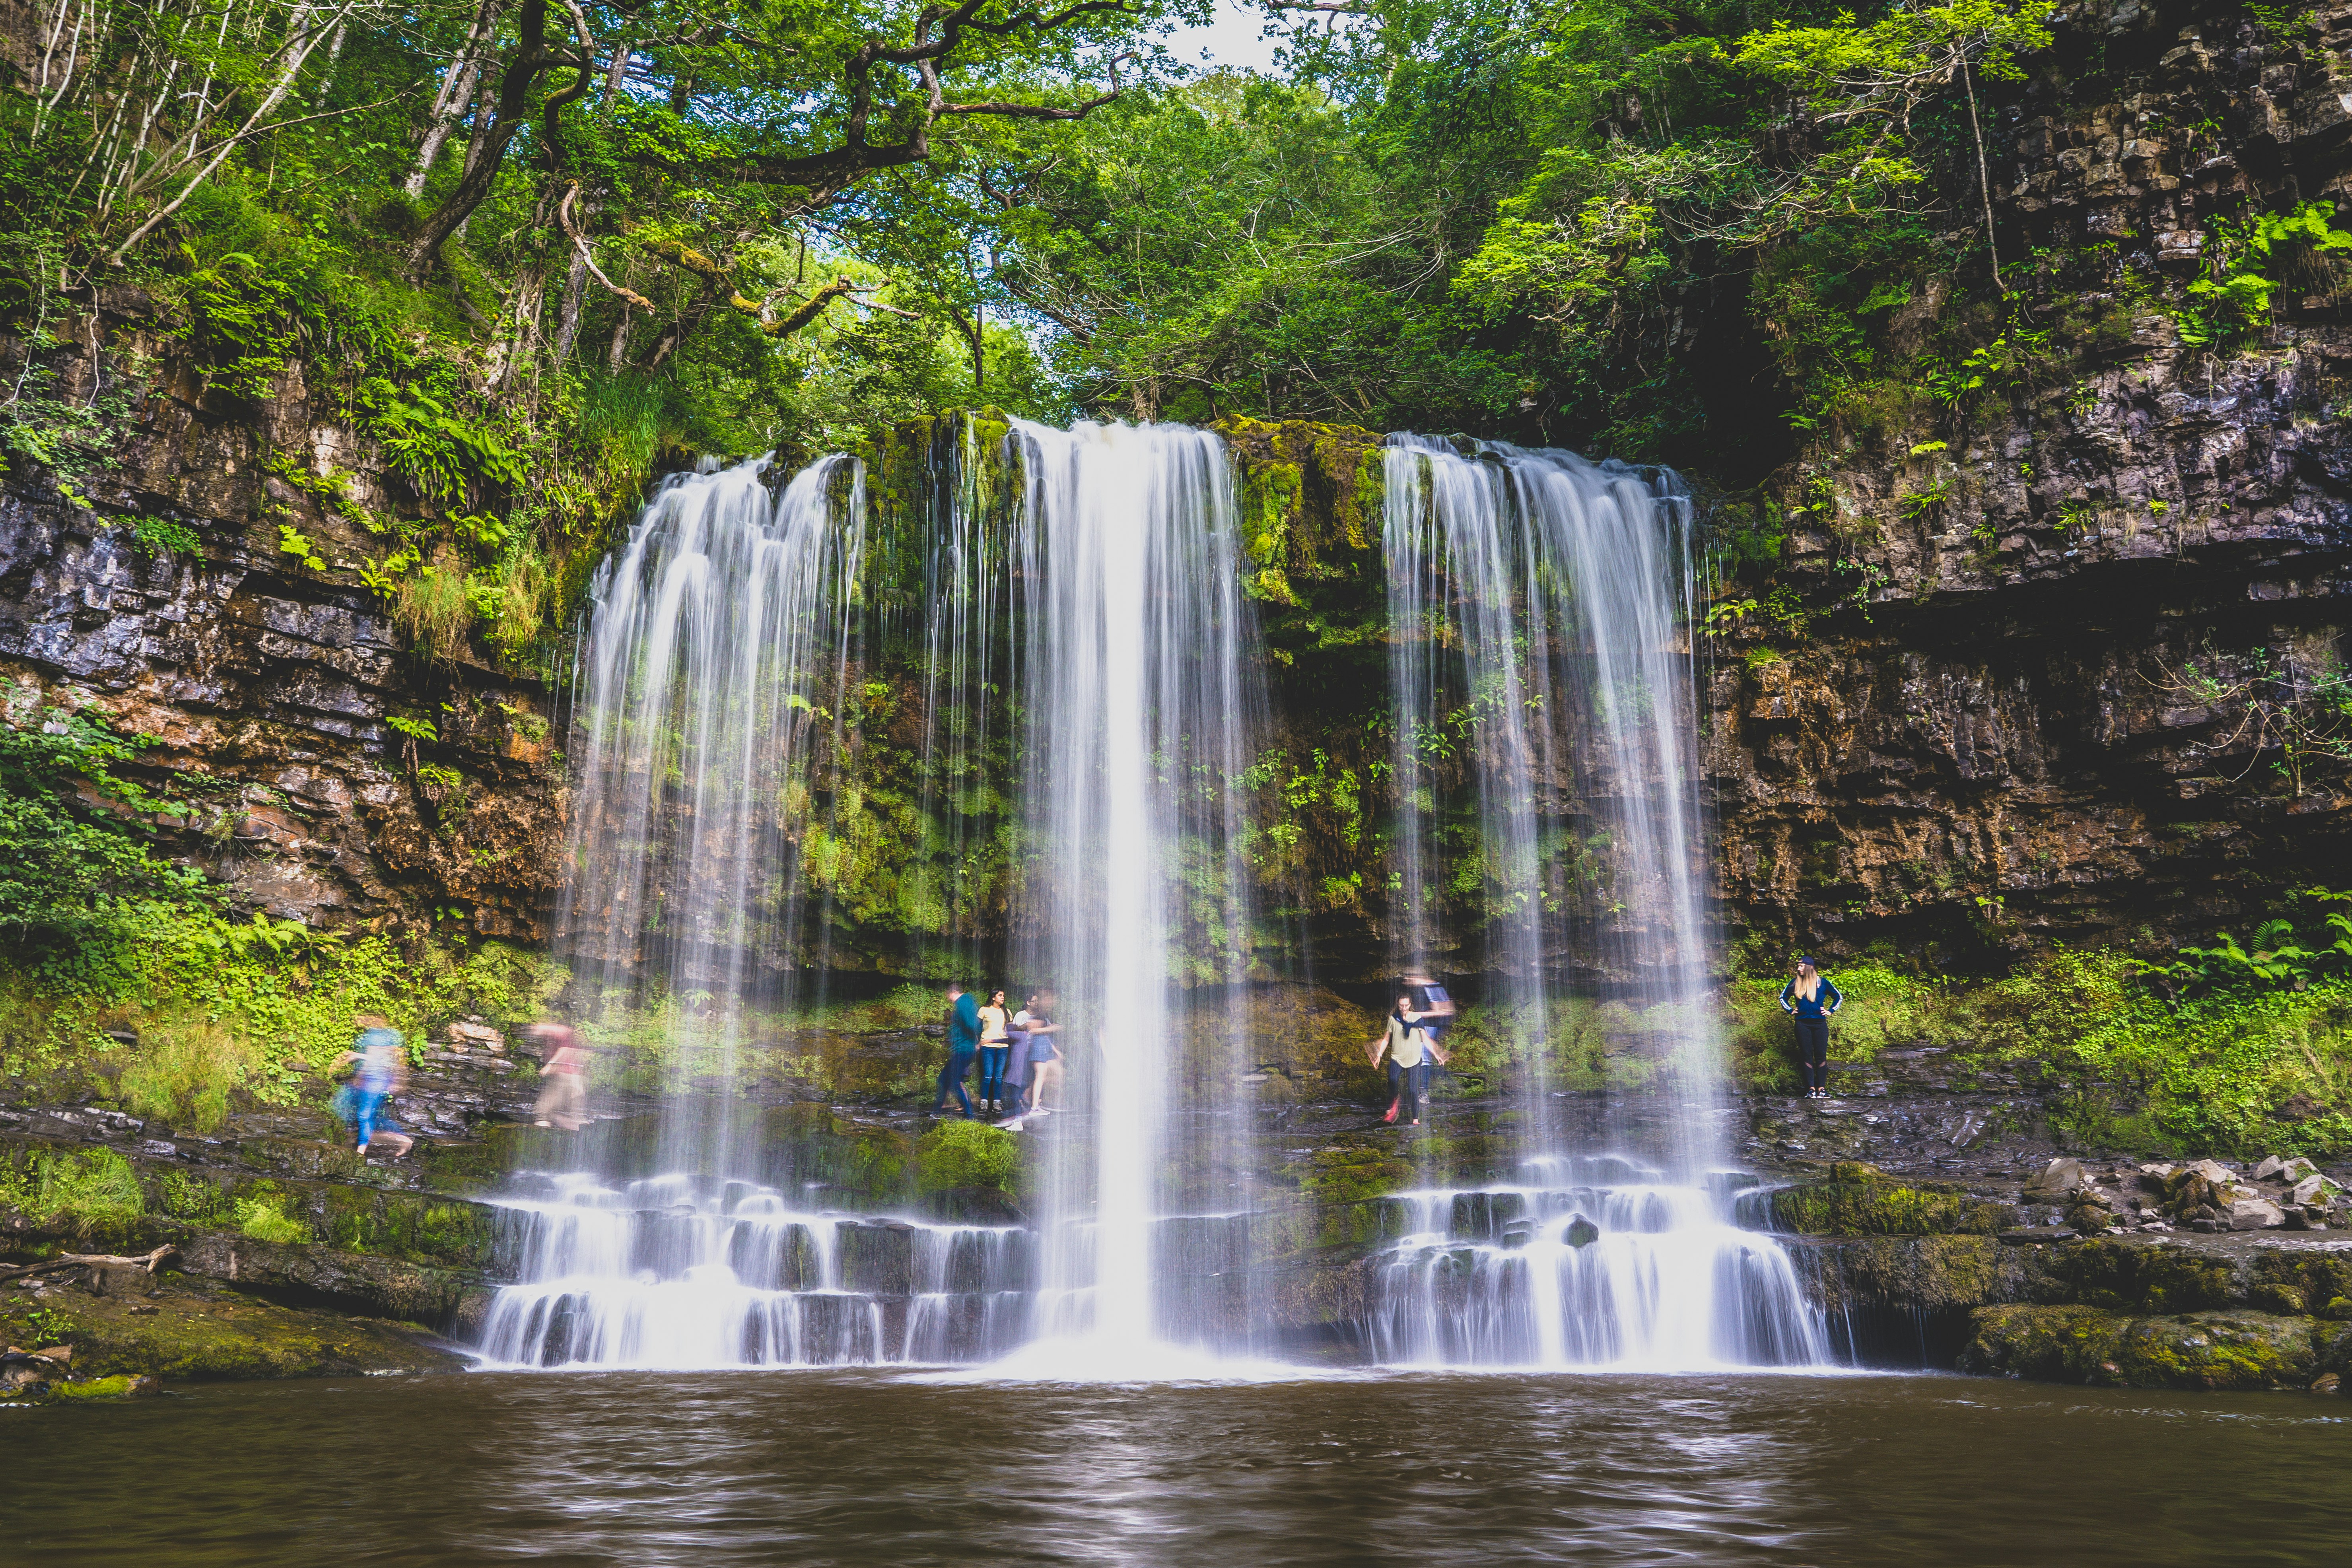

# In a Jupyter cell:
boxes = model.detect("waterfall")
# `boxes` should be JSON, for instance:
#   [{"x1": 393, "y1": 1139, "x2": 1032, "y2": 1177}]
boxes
[
  {"x1": 1370, "y1": 437, "x2": 1829, "y2": 1367},
  {"x1": 1000, "y1": 421, "x2": 1263, "y2": 1368},
  {"x1": 481, "y1": 422, "x2": 1263, "y2": 1371},
  {"x1": 478, "y1": 418, "x2": 1824, "y2": 1374},
  {"x1": 553, "y1": 454, "x2": 867, "y2": 1174},
  {"x1": 474, "y1": 1174, "x2": 1035, "y2": 1367}
]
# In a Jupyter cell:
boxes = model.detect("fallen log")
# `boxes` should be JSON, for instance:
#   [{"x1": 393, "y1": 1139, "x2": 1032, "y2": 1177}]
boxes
[{"x1": 0, "y1": 1244, "x2": 176, "y2": 1284}]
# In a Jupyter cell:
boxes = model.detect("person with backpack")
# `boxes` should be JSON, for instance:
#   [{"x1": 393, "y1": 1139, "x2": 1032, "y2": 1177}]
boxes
[
  {"x1": 1367, "y1": 993, "x2": 1445, "y2": 1129},
  {"x1": 1779, "y1": 957, "x2": 1844, "y2": 1100},
  {"x1": 931, "y1": 982, "x2": 982, "y2": 1118}
]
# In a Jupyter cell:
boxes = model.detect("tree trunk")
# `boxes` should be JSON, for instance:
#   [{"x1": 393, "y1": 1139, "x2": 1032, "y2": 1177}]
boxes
[{"x1": 554, "y1": 247, "x2": 590, "y2": 361}]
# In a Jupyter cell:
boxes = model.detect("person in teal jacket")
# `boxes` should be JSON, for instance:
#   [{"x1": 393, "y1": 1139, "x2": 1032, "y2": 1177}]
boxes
[
  {"x1": 1779, "y1": 957, "x2": 1843, "y2": 1100},
  {"x1": 931, "y1": 983, "x2": 983, "y2": 1117}
]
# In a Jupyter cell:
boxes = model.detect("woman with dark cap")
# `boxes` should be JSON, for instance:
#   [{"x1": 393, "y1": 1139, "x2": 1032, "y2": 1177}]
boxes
[{"x1": 1779, "y1": 956, "x2": 1843, "y2": 1100}]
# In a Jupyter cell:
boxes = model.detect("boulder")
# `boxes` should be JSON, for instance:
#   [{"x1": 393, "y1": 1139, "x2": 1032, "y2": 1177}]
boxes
[
  {"x1": 2024, "y1": 1158, "x2": 2087, "y2": 1200},
  {"x1": 1565, "y1": 1216, "x2": 1601, "y2": 1248},
  {"x1": 1961, "y1": 1305, "x2": 2318, "y2": 1389},
  {"x1": 2183, "y1": 1159, "x2": 2237, "y2": 1186},
  {"x1": 2226, "y1": 1197, "x2": 2285, "y2": 1231},
  {"x1": 2253, "y1": 1156, "x2": 2287, "y2": 1181},
  {"x1": 446, "y1": 1020, "x2": 506, "y2": 1054},
  {"x1": 2288, "y1": 1175, "x2": 2333, "y2": 1207},
  {"x1": 2280, "y1": 1158, "x2": 2319, "y2": 1183}
]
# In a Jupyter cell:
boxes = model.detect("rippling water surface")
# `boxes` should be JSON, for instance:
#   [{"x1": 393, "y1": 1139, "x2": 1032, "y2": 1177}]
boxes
[{"x1": 6, "y1": 1372, "x2": 2344, "y2": 1566}]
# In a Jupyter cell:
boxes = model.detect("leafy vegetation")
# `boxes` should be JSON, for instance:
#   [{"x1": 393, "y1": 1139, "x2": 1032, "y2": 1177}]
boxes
[{"x1": 1726, "y1": 947, "x2": 2352, "y2": 1156}]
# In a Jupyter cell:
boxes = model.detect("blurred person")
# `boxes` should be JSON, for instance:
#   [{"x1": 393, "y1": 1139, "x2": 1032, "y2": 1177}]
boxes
[
  {"x1": 999, "y1": 1005, "x2": 1034, "y2": 1126},
  {"x1": 335, "y1": 1015, "x2": 414, "y2": 1160},
  {"x1": 1392, "y1": 973, "x2": 1457, "y2": 1120},
  {"x1": 528, "y1": 1021, "x2": 591, "y2": 1131},
  {"x1": 931, "y1": 982, "x2": 981, "y2": 1118},
  {"x1": 1022, "y1": 990, "x2": 1064, "y2": 1112}
]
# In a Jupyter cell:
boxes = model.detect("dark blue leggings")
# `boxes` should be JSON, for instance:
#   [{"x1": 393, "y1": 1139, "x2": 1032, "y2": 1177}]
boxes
[
  {"x1": 934, "y1": 1049, "x2": 976, "y2": 1115},
  {"x1": 979, "y1": 1046, "x2": 1009, "y2": 1105}
]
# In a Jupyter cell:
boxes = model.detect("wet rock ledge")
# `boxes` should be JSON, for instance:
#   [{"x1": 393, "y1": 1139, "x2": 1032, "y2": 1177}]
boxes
[{"x1": 1771, "y1": 1157, "x2": 2352, "y2": 1392}]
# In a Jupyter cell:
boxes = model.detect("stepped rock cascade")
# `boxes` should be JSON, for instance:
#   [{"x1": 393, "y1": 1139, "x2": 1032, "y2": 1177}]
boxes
[
  {"x1": 476, "y1": 1175, "x2": 1034, "y2": 1368},
  {"x1": 1363, "y1": 1160, "x2": 1827, "y2": 1368},
  {"x1": 1374, "y1": 438, "x2": 1828, "y2": 1367}
]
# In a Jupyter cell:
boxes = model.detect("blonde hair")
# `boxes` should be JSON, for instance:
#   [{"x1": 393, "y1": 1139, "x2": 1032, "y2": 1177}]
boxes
[{"x1": 1794, "y1": 961, "x2": 1820, "y2": 1001}]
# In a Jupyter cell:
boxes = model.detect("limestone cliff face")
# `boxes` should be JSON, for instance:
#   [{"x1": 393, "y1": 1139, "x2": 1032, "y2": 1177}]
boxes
[
  {"x1": 1710, "y1": 0, "x2": 2352, "y2": 963},
  {"x1": 0, "y1": 290, "x2": 564, "y2": 938}
]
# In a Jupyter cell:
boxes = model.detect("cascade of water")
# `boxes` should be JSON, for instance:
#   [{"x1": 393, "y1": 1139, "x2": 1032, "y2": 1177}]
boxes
[
  {"x1": 476, "y1": 1174, "x2": 1035, "y2": 1367},
  {"x1": 1004, "y1": 421, "x2": 1263, "y2": 1367},
  {"x1": 556, "y1": 454, "x2": 867, "y2": 1174},
  {"x1": 484, "y1": 422, "x2": 1263, "y2": 1372},
  {"x1": 1373, "y1": 437, "x2": 1829, "y2": 1367},
  {"x1": 484, "y1": 418, "x2": 1822, "y2": 1376}
]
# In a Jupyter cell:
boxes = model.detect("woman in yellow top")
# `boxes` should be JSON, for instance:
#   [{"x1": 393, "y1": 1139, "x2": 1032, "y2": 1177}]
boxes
[
  {"x1": 977, "y1": 989, "x2": 1013, "y2": 1115},
  {"x1": 1367, "y1": 993, "x2": 1446, "y2": 1128}
]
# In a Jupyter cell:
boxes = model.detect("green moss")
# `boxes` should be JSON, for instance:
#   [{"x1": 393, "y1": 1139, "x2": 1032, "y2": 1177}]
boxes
[
  {"x1": 764, "y1": 1103, "x2": 918, "y2": 1203},
  {"x1": 2021, "y1": 1238, "x2": 2238, "y2": 1314},
  {"x1": 1962, "y1": 1304, "x2": 2320, "y2": 1390},
  {"x1": 1769, "y1": 1171, "x2": 2013, "y2": 1236},
  {"x1": 1811, "y1": 1234, "x2": 2011, "y2": 1309},
  {"x1": 914, "y1": 1119, "x2": 1021, "y2": 1200},
  {"x1": 53, "y1": 1374, "x2": 139, "y2": 1399},
  {"x1": 314, "y1": 1185, "x2": 498, "y2": 1269},
  {"x1": 233, "y1": 1193, "x2": 310, "y2": 1245}
]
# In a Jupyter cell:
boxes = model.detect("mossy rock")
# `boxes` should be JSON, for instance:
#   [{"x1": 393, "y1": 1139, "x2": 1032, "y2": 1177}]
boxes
[
  {"x1": 0, "y1": 1280, "x2": 461, "y2": 1382},
  {"x1": 2023, "y1": 1238, "x2": 2239, "y2": 1315},
  {"x1": 1213, "y1": 416, "x2": 1387, "y2": 592},
  {"x1": 1799, "y1": 1234, "x2": 2015, "y2": 1310},
  {"x1": 912, "y1": 1119, "x2": 1022, "y2": 1210},
  {"x1": 308, "y1": 1184, "x2": 499, "y2": 1270},
  {"x1": 2242, "y1": 1249, "x2": 2352, "y2": 1317},
  {"x1": 1767, "y1": 1172, "x2": 2013, "y2": 1236},
  {"x1": 1961, "y1": 1304, "x2": 2319, "y2": 1390},
  {"x1": 763, "y1": 1103, "x2": 920, "y2": 1205},
  {"x1": 51, "y1": 1374, "x2": 154, "y2": 1399}
]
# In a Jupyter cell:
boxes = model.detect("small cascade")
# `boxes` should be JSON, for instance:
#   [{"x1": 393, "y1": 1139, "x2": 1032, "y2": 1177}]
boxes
[
  {"x1": 476, "y1": 1174, "x2": 1035, "y2": 1368},
  {"x1": 1362, "y1": 1158, "x2": 1829, "y2": 1368}
]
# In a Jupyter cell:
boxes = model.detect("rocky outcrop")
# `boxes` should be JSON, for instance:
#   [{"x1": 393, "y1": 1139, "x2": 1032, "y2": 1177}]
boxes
[
  {"x1": 1712, "y1": 2, "x2": 2352, "y2": 961},
  {"x1": 1961, "y1": 1303, "x2": 2325, "y2": 1389},
  {"x1": 0, "y1": 291, "x2": 565, "y2": 938}
]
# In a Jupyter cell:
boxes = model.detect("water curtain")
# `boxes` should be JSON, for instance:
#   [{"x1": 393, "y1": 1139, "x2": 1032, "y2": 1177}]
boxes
[
  {"x1": 481, "y1": 419, "x2": 1825, "y2": 1371},
  {"x1": 1370, "y1": 437, "x2": 1826, "y2": 1367}
]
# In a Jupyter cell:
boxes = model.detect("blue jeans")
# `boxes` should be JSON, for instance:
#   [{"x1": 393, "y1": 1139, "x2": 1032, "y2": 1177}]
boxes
[
  {"x1": 978, "y1": 1046, "x2": 1010, "y2": 1106},
  {"x1": 934, "y1": 1049, "x2": 976, "y2": 1115},
  {"x1": 354, "y1": 1090, "x2": 390, "y2": 1148}
]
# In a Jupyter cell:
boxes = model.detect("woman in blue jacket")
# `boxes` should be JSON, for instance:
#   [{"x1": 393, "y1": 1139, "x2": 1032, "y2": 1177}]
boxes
[{"x1": 1779, "y1": 958, "x2": 1843, "y2": 1100}]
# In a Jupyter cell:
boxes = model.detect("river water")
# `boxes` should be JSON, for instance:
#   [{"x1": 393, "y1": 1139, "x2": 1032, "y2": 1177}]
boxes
[{"x1": 7, "y1": 1373, "x2": 2343, "y2": 1565}]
